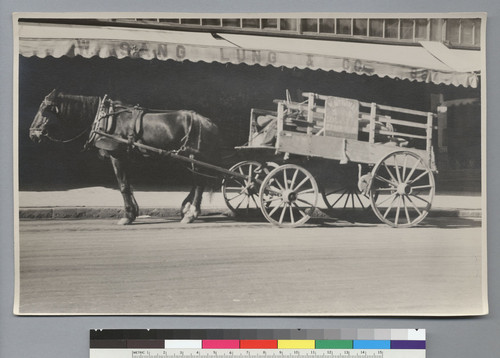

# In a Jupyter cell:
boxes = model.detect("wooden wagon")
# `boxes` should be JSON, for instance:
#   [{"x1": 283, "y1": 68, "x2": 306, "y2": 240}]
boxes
[{"x1": 222, "y1": 91, "x2": 437, "y2": 228}]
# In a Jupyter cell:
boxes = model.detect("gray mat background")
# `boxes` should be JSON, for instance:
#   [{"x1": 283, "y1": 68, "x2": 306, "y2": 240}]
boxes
[{"x1": 1, "y1": 1, "x2": 498, "y2": 357}]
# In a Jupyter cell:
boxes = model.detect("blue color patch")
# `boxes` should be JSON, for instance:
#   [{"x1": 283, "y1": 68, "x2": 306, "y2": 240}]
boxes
[{"x1": 353, "y1": 340, "x2": 391, "y2": 349}]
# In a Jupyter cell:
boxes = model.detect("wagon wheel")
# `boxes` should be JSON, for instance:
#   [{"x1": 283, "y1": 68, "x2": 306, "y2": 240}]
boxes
[
  {"x1": 259, "y1": 164, "x2": 318, "y2": 227},
  {"x1": 222, "y1": 161, "x2": 277, "y2": 215},
  {"x1": 321, "y1": 164, "x2": 372, "y2": 217},
  {"x1": 369, "y1": 151, "x2": 435, "y2": 228}
]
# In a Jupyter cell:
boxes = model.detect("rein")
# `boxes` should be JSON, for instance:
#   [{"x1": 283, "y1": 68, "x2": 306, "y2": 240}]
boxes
[{"x1": 44, "y1": 127, "x2": 90, "y2": 144}]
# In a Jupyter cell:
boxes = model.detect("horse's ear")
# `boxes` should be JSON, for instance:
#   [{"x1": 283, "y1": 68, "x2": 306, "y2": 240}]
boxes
[{"x1": 46, "y1": 89, "x2": 58, "y2": 99}]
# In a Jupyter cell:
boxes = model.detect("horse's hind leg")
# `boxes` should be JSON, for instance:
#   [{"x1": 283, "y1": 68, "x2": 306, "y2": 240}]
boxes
[
  {"x1": 181, "y1": 184, "x2": 204, "y2": 224},
  {"x1": 110, "y1": 155, "x2": 139, "y2": 225}
]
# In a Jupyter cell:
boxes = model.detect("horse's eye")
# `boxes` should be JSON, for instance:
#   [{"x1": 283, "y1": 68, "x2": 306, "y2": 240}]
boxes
[{"x1": 43, "y1": 105, "x2": 59, "y2": 116}]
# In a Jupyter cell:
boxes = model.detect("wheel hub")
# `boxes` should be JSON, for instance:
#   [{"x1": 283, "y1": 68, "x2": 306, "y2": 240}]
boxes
[
  {"x1": 396, "y1": 183, "x2": 411, "y2": 195},
  {"x1": 283, "y1": 189, "x2": 297, "y2": 203}
]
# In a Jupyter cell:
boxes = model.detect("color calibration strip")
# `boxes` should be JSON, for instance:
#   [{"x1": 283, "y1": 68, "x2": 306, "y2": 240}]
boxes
[{"x1": 90, "y1": 329, "x2": 425, "y2": 358}]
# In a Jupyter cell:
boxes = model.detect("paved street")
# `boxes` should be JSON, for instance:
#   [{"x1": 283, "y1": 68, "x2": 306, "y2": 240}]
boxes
[{"x1": 17, "y1": 215, "x2": 485, "y2": 315}]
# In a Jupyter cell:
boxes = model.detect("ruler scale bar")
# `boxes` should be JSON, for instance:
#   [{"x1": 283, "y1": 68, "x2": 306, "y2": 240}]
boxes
[{"x1": 90, "y1": 330, "x2": 425, "y2": 358}]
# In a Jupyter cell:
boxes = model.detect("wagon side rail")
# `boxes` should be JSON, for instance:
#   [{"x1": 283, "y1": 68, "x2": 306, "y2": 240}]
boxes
[{"x1": 272, "y1": 92, "x2": 437, "y2": 170}]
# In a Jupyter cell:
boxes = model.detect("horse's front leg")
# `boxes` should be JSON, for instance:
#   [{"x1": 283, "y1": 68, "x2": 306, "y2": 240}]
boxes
[
  {"x1": 181, "y1": 184, "x2": 204, "y2": 224},
  {"x1": 110, "y1": 155, "x2": 139, "y2": 225}
]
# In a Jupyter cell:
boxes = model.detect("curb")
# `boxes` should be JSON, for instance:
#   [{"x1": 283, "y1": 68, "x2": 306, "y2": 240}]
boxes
[{"x1": 19, "y1": 206, "x2": 482, "y2": 220}]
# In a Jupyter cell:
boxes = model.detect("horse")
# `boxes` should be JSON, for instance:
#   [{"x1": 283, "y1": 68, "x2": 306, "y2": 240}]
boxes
[{"x1": 29, "y1": 89, "x2": 220, "y2": 225}]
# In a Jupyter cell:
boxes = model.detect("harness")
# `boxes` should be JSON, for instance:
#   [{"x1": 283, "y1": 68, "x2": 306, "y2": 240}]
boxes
[{"x1": 85, "y1": 96, "x2": 197, "y2": 155}]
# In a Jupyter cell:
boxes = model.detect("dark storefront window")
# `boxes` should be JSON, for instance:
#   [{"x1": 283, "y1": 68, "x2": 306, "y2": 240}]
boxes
[
  {"x1": 280, "y1": 18, "x2": 297, "y2": 31},
  {"x1": 158, "y1": 18, "x2": 180, "y2": 24},
  {"x1": 180, "y1": 19, "x2": 201, "y2": 25},
  {"x1": 369, "y1": 19, "x2": 384, "y2": 37},
  {"x1": 430, "y1": 19, "x2": 444, "y2": 41},
  {"x1": 262, "y1": 18, "x2": 278, "y2": 29},
  {"x1": 446, "y1": 19, "x2": 461, "y2": 44},
  {"x1": 114, "y1": 17, "x2": 480, "y2": 49},
  {"x1": 461, "y1": 19, "x2": 475, "y2": 45},
  {"x1": 385, "y1": 19, "x2": 399, "y2": 38},
  {"x1": 337, "y1": 19, "x2": 352, "y2": 35},
  {"x1": 301, "y1": 18, "x2": 318, "y2": 33},
  {"x1": 353, "y1": 19, "x2": 368, "y2": 36},
  {"x1": 474, "y1": 20, "x2": 481, "y2": 45},
  {"x1": 222, "y1": 18, "x2": 241, "y2": 27},
  {"x1": 202, "y1": 19, "x2": 221, "y2": 26},
  {"x1": 415, "y1": 19, "x2": 428, "y2": 39},
  {"x1": 400, "y1": 19, "x2": 414, "y2": 40},
  {"x1": 319, "y1": 18, "x2": 335, "y2": 33},
  {"x1": 242, "y1": 18, "x2": 260, "y2": 28}
]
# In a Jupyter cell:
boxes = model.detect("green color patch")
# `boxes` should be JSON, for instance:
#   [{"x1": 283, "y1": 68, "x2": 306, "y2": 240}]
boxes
[{"x1": 315, "y1": 340, "x2": 353, "y2": 349}]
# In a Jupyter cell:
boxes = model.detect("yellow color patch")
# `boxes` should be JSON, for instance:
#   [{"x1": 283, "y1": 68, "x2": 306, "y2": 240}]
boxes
[{"x1": 277, "y1": 340, "x2": 315, "y2": 349}]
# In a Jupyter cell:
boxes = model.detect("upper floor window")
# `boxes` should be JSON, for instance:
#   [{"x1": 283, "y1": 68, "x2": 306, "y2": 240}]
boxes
[{"x1": 114, "y1": 17, "x2": 481, "y2": 49}]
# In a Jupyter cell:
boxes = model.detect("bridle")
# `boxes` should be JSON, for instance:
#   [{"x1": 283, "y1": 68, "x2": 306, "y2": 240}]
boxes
[{"x1": 34, "y1": 98, "x2": 91, "y2": 144}]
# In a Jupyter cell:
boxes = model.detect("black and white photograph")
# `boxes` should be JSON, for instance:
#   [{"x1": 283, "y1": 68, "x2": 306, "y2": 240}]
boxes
[{"x1": 14, "y1": 13, "x2": 487, "y2": 315}]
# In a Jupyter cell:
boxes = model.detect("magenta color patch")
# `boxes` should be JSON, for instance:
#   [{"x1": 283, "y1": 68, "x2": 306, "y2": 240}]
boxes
[{"x1": 202, "y1": 340, "x2": 240, "y2": 349}]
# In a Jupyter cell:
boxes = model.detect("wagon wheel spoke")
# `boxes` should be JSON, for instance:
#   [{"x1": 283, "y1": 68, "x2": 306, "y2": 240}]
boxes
[
  {"x1": 407, "y1": 170, "x2": 430, "y2": 185},
  {"x1": 222, "y1": 161, "x2": 268, "y2": 215},
  {"x1": 272, "y1": 177, "x2": 286, "y2": 192},
  {"x1": 279, "y1": 203, "x2": 288, "y2": 224},
  {"x1": 383, "y1": 162, "x2": 399, "y2": 185},
  {"x1": 259, "y1": 164, "x2": 318, "y2": 227},
  {"x1": 268, "y1": 201, "x2": 284, "y2": 217},
  {"x1": 405, "y1": 194, "x2": 422, "y2": 217},
  {"x1": 404, "y1": 160, "x2": 420, "y2": 184},
  {"x1": 327, "y1": 189, "x2": 347, "y2": 208},
  {"x1": 296, "y1": 188, "x2": 315, "y2": 195},
  {"x1": 227, "y1": 191, "x2": 245, "y2": 202},
  {"x1": 375, "y1": 175, "x2": 397, "y2": 187},
  {"x1": 262, "y1": 196, "x2": 282, "y2": 204},
  {"x1": 394, "y1": 196, "x2": 401, "y2": 226},
  {"x1": 296, "y1": 198, "x2": 315, "y2": 207},
  {"x1": 393, "y1": 154, "x2": 403, "y2": 183},
  {"x1": 294, "y1": 176, "x2": 310, "y2": 192},
  {"x1": 354, "y1": 191, "x2": 366, "y2": 209},
  {"x1": 383, "y1": 194, "x2": 398, "y2": 219},
  {"x1": 283, "y1": 169, "x2": 289, "y2": 190},
  {"x1": 375, "y1": 187, "x2": 398, "y2": 192},
  {"x1": 324, "y1": 187, "x2": 346, "y2": 196},
  {"x1": 342, "y1": 193, "x2": 351, "y2": 209},
  {"x1": 289, "y1": 205, "x2": 295, "y2": 225},
  {"x1": 402, "y1": 154, "x2": 409, "y2": 182},
  {"x1": 411, "y1": 194, "x2": 431, "y2": 206},
  {"x1": 290, "y1": 169, "x2": 299, "y2": 189},
  {"x1": 250, "y1": 194, "x2": 259, "y2": 208},
  {"x1": 376, "y1": 192, "x2": 397, "y2": 207},
  {"x1": 234, "y1": 195, "x2": 248, "y2": 210},
  {"x1": 411, "y1": 184, "x2": 433, "y2": 190},
  {"x1": 266, "y1": 185, "x2": 283, "y2": 195},
  {"x1": 402, "y1": 195, "x2": 411, "y2": 225},
  {"x1": 370, "y1": 151, "x2": 434, "y2": 227},
  {"x1": 292, "y1": 202, "x2": 308, "y2": 218}
]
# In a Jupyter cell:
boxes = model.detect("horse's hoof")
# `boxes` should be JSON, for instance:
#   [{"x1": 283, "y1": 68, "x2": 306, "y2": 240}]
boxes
[
  {"x1": 117, "y1": 218, "x2": 133, "y2": 225},
  {"x1": 180, "y1": 216, "x2": 195, "y2": 224}
]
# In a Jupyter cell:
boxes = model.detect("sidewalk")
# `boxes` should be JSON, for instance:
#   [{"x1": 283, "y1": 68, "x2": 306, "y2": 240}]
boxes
[{"x1": 18, "y1": 186, "x2": 483, "y2": 220}]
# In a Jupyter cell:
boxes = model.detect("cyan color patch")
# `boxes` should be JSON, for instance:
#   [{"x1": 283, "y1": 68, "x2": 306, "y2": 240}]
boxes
[{"x1": 353, "y1": 340, "x2": 391, "y2": 349}]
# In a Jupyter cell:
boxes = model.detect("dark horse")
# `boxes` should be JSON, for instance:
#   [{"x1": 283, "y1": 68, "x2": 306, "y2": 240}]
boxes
[{"x1": 29, "y1": 89, "x2": 219, "y2": 224}]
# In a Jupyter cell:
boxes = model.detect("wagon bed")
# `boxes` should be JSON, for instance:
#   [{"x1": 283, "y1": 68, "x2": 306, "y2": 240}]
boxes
[{"x1": 225, "y1": 91, "x2": 438, "y2": 227}]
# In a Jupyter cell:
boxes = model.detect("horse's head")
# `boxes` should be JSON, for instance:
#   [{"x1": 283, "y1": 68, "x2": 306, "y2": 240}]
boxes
[
  {"x1": 29, "y1": 89, "x2": 63, "y2": 143},
  {"x1": 29, "y1": 89, "x2": 98, "y2": 144}
]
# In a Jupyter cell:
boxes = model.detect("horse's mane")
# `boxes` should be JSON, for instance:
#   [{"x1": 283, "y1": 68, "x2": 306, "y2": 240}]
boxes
[{"x1": 56, "y1": 92, "x2": 100, "y2": 126}]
